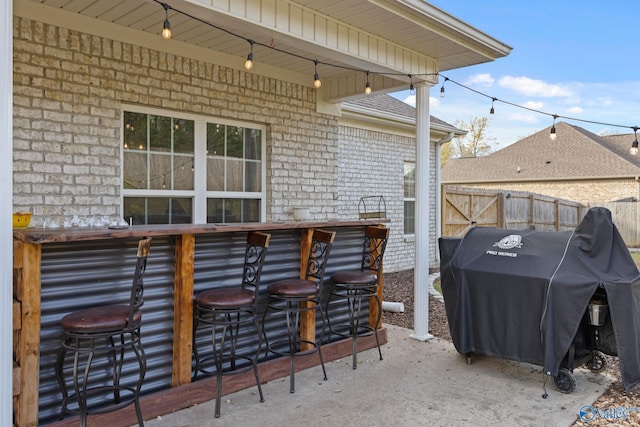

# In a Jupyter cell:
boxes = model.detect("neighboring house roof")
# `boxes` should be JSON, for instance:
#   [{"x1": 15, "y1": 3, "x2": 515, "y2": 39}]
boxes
[
  {"x1": 342, "y1": 94, "x2": 465, "y2": 135},
  {"x1": 442, "y1": 121, "x2": 640, "y2": 183}
]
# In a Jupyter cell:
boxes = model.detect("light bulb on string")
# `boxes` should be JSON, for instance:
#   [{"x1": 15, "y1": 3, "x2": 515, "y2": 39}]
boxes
[
  {"x1": 244, "y1": 40, "x2": 254, "y2": 70},
  {"x1": 631, "y1": 127, "x2": 639, "y2": 155},
  {"x1": 364, "y1": 72, "x2": 372, "y2": 95},
  {"x1": 408, "y1": 74, "x2": 415, "y2": 96},
  {"x1": 439, "y1": 77, "x2": 448, "y2": 98},
  {"x1": 313, "y1": 60, "x2": 321, "y2": 89},
  {"x1": 161, "y1": 3, "x2": 172, "y2": 40},
  {"x1": 490, "y1": 97, "x2": 496, "y2": 114},
  {"x1": 549, "y1": 115, "x2": 558, "y2": 141}
]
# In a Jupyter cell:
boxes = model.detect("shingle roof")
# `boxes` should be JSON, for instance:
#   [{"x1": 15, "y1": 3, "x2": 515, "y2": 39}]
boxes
[
  {"x1": 343, "y1": 94, "x2": 461, "y2": 131},
  {"x1": 442, "y1": 122, "x2": 640, "y2": 183}
]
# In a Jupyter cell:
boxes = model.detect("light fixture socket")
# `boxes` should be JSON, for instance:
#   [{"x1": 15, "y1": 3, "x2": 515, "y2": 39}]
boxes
[
  {"x1": 161, "y1": 3, "x2": 172, "y2": 39},
  {"x1": 631, "y1": 129, "x2": 639, "y2": 155},
  {"x1": 244, "y1": 52, "x2": 253, "y2": 70},
  {"x1": 549, "y1": 126, "x2": 557, "y2": 141},
  {"x1": 162, "y1": 19, "x2": 172, "y2": 39},
  {"x1": 244, "y1": 41, "x2": 254, "y2": 70},
  {"x1": 313, "y1": 60, "x2": 321, "y2": 88}
]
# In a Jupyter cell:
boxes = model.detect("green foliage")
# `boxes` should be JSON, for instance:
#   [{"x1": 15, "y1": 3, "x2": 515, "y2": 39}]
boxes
[{"x1": 451, "y1": 116, "x2": 495, "y2": 158}]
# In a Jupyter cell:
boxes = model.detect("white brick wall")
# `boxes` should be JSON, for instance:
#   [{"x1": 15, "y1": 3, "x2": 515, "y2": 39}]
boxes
[
  {"x1": 13, "y1": 16, "x2": 435, "y2": 273},
  {"x1": 13, "y1": 17, "x2": 339, "y2": 224},
  {"x1": 336, "y1": 126, "x2": 439, "y2": 272}
]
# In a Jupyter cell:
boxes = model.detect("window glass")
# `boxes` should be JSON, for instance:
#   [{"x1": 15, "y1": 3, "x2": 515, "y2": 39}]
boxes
[
  {"x1": 123, "y1": 109, "x2": 264, "y2": 224},
  {"x1": 207, "y1": 198, "x2": 261, "y2": 223},
  {"x1": 404, "y1": 162, "x2": 416, "y2": 234},
  {"x1": 124, "y1": 197, "x2": 193, "y2": 225}
]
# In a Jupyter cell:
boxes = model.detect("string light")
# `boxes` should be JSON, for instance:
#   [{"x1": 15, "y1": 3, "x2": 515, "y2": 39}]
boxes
[
  {"x1": 408, "y1": 74, "x2": 415, "y2": 96},
  {"x1": 631, "y1": 127, "x2": 639, "y2": 155},
  {"x1": 440, "y1": 77, "x2": 448, "y2": 98},
  {"x1": 550, "y1": 115, "x2": 558, "y2": 141},
  {"x1": 365, "y1": 72, "x2": 372, "y2": 95},
  {"x1": 244, "y1": 40, "x2": 254, "y2": 70},
  {"x1": 313, "y1": 60, "x2": 321, "y2": 89},
  {"x1": 151, "y1": 0, "x2": 638, "y2": 146},
  {"x1": 439, "y1": 74, "x2": 639, "y2": 151},
  {"x1": 161, "y1": 3, "x2": 172, "y2": 40},
  {"x1": 490, "y1": 97, "x2": 496, "y2": 115}
]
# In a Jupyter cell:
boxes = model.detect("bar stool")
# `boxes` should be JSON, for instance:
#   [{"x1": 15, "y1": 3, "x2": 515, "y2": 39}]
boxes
[
  {"x1": 55, "y1": 237, "x2": 152, "y2": 427},
  {"x1": 262, "y1": 229, "x2": 336, "y2": 393},
  {"x1": 327, "y1": 226, "x2": 389, "y2": 369},
  {"x1": 192, "y1": 231, "x2": 271, "y2": 417}
]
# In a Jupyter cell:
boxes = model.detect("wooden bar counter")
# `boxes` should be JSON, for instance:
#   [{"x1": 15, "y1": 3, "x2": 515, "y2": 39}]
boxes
[{"x1": 12, "y1": 220, "x2": 388, "y2": 426}]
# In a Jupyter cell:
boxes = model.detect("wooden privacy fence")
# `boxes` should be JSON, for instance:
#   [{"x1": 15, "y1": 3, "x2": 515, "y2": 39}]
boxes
[
  {"x1": 598, "y1": 201, "x2": 640, "y2": 247},
  {"x1": 442, "y1": 186, "x2": 587, "y2": 238}
]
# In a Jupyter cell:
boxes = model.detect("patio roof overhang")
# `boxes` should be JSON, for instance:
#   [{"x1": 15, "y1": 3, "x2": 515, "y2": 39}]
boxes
[{"x1": 17, "y1": 0, "x2": 512, "y2": 102}]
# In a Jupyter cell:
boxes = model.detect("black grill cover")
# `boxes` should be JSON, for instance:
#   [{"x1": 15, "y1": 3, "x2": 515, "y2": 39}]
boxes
[{"x1": 439, "y1": 207, "x2": 640, "y2": 389}]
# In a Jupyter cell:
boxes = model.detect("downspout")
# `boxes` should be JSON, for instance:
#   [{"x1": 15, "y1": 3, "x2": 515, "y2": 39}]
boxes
[{"x1": 435, "y1": 132, "x2": 455, "y2": 263}]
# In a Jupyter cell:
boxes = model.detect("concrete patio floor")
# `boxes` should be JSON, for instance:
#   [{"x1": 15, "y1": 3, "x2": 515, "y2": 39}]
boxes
[{"x1": 140, "y1": 324, "x2": 612, "y2": 427}]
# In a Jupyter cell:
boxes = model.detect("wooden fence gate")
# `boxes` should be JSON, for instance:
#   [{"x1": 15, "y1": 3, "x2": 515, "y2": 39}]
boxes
[{"x1": 442, "y1": 186, "x2": 587, "y2": 238}]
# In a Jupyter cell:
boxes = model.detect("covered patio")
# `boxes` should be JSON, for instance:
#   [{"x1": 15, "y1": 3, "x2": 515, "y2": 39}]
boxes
[
  {"x1": 3, "y1": 1, "x2": 511, "y2": 425},
  {"x1": 142, "y1": 324, "x2": 611, "y2": 426}
]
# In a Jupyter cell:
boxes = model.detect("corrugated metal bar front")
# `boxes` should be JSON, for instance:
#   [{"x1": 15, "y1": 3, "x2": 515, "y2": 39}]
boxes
[
  {"x1": 38, "y1": 237, "x2": 175, "y2": 425},
  {"x1": 35, "y1": 225, "x2": 379, "y2": 423}
]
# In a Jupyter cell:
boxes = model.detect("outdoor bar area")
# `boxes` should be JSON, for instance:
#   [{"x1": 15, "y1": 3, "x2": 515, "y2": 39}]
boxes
[
  {"x1": 13, "y1": 219, "x2": 388, "y2": 426},
  {"x1": 4, "y1": 1, "x2": 514, "y2": 426}
]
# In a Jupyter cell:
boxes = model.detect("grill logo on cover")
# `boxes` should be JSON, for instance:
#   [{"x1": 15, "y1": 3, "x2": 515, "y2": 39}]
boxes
[{"x1": 494, "y1": 235, "x2": 523, "y2": 250}]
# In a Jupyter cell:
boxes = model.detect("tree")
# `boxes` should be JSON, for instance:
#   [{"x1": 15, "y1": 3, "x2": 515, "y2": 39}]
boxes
[
  {"x1": 452, "y1": 116, "x2": 495, "y2": 158},
  {"x1": 440, "y1": 140, "x2": 454, "y2": 168}
]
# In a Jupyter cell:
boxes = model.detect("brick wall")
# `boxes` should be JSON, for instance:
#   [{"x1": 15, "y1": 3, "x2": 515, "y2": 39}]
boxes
[
  {"x1": 12, "y1": 17, "x2": 339, "y2": 224},
  {"x1": 12, "y1": 16, "x2": 437, "y2": 273},
  {"x1": 337, "y1": 126, "x2": 439, "y2": 272}
]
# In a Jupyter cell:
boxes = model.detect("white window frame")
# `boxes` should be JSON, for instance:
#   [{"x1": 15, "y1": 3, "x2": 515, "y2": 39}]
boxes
[
  {"x1": 404, "y1": 161, "x2": 416, "y2": 235},
  {"x1": 121, "y1": 105, "x2": 267, "y2": 224}
]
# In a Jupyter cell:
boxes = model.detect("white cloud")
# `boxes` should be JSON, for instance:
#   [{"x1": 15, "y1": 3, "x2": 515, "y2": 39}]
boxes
[
  {"x1": 402, "y1": 94, "x2": 416, "y2": 107},
  {"x1": 523, "y1": 101, "x2": 544, "y2": 109},
  {"x1": 463, "y1": 73, "x2": 494, "y2": 87},
  {"x1": 594, "y1": 97, "x2": 613, "y2": 107},
  {"x1": 506, "y1": 112, "x2": 540, "y2": 124},
  {"x1": 498, "y1": 76, "x2": 574, "y2": 98},
  {"x1": 567, "y1": 106, "x2": 583, "y2": 114}
]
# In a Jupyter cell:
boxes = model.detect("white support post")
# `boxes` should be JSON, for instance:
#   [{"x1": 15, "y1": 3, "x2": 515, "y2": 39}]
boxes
[
  {"x1": 410, "y1": 84, "x2": 434, "y2": 341},
  {"x1": 1, "y1": 0, "x2": 14, "y2": 425}
]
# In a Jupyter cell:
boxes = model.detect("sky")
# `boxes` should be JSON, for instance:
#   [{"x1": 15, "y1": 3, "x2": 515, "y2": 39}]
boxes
[{"x1": 392, "y1": 1, "x2": 640, "y2": 151}]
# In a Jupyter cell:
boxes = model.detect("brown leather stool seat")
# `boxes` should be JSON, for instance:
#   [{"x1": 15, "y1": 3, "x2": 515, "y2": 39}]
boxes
[
  {"x1": 61, "y1": 305, "x2": 142, "y2": 332},
  {"x1": 55, "y1": 237, "x2": 152, "y2": 427},
  {"x1": 262, "y1": 229, "x2": 336, "y2": 393},
  {"x1": 193, "y1": 231, "x2": 271, "y2": 418}
]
